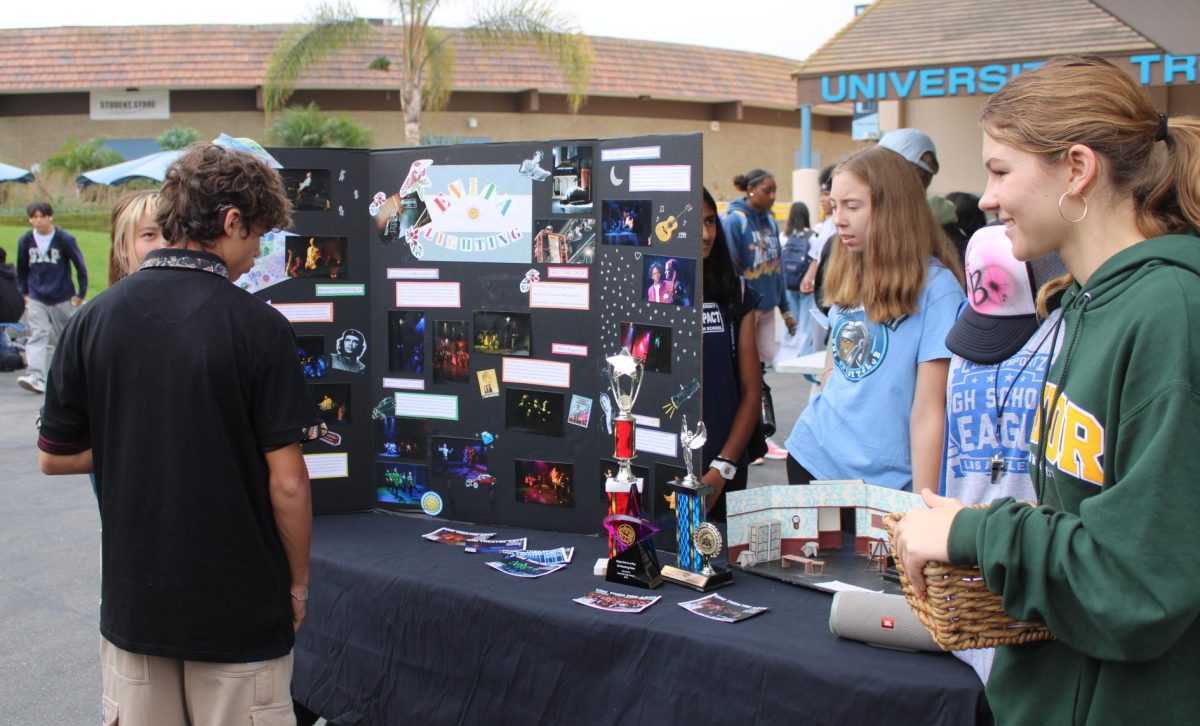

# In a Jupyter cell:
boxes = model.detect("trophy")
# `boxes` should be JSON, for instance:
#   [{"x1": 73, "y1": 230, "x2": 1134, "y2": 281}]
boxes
[
  {"x1": 602, "y1": 480, "x2": 663, "y2": 590},
  {"x1": 660, "y1": 416, "x2": 733, "y2": 591},
  {"x1": 603, "y1": 348, "x2": 645, "y2": 558}
]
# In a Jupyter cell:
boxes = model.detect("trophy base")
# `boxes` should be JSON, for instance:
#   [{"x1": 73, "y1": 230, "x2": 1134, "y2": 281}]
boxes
[
  {"x1": 661, "y1": 564, "x2": 734, "y2": 592},
  {"x1": 605, "y1": 542, "x2": 663, "y2": 590}
]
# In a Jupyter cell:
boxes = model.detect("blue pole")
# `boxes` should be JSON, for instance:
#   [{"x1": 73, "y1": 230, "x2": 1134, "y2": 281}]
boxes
[{"x1": 801, "y1": 104, "x2": 813, "y2": 169}]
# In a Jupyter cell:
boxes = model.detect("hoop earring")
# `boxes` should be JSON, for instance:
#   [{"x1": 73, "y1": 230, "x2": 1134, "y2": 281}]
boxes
[{"x1": 1058, "y1": 192, "x2": 1088, "y2": 224}]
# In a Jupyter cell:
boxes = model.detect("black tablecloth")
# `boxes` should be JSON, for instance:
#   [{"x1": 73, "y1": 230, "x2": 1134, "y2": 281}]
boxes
[{"x1": 294, "y1": 512, "x2": 990, "y2": 726}]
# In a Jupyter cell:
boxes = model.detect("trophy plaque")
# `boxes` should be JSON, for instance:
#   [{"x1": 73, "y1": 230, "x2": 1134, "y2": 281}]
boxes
[
  {"x1": 660, "y1": 416, "x2": 733, "y2": 591},
  {"x1": 603, "y1": 481, "x2": 663, "y2": 590}
]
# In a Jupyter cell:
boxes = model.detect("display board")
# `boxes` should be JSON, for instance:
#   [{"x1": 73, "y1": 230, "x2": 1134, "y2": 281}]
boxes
[{"x1": 259, "y1": 135, "x2": 702, "y2": 533}]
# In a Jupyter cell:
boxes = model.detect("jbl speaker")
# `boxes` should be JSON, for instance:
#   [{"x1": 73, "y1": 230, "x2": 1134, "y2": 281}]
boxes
[{"x1": 829, "y1": 591, "x2": 941, "y2": 653}]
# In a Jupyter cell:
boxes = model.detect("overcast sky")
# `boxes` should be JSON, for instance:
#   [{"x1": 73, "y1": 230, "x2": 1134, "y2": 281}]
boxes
[{"x1": 3, "y1": 1, "x2": 867, "y2": 61}]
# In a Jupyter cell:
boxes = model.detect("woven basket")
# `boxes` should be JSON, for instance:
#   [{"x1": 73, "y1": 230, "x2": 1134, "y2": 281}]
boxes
[{"x1": 883, "y1": 509, "x2": 1055, "y2": 651}]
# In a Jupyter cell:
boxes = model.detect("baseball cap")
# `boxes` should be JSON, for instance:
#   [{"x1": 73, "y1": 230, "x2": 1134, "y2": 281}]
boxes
[
  {"x1": 878, "y1": 129, "x2": 938, "y2": 175},
  {"x1": 945, "y1": 223, "x2": 1067, "y2": 364}
]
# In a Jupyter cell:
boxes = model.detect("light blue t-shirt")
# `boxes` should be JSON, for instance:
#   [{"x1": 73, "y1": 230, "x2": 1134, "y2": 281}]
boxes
[{"x1": 785, "y1": 262, "x2": 964, "y2": 490}]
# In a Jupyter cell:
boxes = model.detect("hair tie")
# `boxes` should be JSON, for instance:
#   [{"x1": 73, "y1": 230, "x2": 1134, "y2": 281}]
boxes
[{"x1": 1155, "y1": 113, "x2": 1168, "y2": 142}]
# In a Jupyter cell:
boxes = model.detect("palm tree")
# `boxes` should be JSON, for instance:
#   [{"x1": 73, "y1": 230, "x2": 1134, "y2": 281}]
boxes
[
  {"x1": 41, "y1": 136, "x2": 123, "y2": 178},
  {"x1": 265, "y1": 102, "x2": 374, "y2": 148},
  {"x1": 156, "y1": 125, "x2": 203, "y2": 151},
  {"x1": 264, "y1": 0, "x2": 591, "y2": 148}
]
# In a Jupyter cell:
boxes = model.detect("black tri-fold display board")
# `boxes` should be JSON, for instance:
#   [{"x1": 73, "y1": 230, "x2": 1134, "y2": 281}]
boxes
[{"x1": 258, "y1": 135, "x2": 702, "y2": 535}]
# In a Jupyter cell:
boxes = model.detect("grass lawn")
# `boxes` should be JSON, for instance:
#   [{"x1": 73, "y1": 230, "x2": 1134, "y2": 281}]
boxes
[{"x1": 0, "y1": 224, "x2": 110, "y2": 300}]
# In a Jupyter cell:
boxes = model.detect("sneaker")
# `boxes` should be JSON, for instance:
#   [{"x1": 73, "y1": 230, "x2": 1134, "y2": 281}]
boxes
[
  {"x1": 764, "y1": 438, "x2": 788, "y2": 460},
  {"x1": 750, "y1": 457, "x2": 765, "y2": 466},
  {"x1": 17, "y1": 375, "x2": 44, "y2": 394}
]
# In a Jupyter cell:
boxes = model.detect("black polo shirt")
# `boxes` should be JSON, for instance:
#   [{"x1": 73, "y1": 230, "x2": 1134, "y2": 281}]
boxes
[{"x1": 39, "y1": 247, "x2": 322, "y2": 662}]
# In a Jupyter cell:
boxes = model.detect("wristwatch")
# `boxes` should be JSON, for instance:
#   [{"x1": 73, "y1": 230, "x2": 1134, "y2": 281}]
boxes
[{"x1": 709, "y1": 457, "x2": 737, "y2": 481}]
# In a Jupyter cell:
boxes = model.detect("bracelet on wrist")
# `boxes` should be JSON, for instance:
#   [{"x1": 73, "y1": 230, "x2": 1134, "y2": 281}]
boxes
[{"x1": 290, "y1": 589, "x2": 309, "y2": 601}]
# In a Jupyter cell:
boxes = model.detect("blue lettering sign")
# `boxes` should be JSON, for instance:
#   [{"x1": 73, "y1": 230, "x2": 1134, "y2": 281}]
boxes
[
  {"x1": 977, "y1": 64, "x2": 1008, "y2": 93},
  {"x1": 1129, "y1": 54, "x2": 1162, "y2": 84},
  {"x1": 821, "y1": 75, "x2": 848, "y2": 103},
  {"x1": 918, "y1": 68, "x2": 946, "y2": 97},
  {"x1": 888, "y1": 69, "x2": 917, "y2": 98},
  {"x1": 1164, "y1": 54, "x2": 1198, "y2": 84},
  {"x1": 849, "y1": 73, "x2": 876, "y2": 101},
  {"x1": 948, "y1": 66, "x2": 977, "y2": 96}
]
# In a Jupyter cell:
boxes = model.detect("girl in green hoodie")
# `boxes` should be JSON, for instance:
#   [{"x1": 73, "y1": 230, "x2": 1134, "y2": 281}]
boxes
[{"x1": 894, "y1": 56, "x2": 1200, "y2": 725}]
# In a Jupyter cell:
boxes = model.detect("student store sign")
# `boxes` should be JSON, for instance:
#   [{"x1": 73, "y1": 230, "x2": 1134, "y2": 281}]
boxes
[{"x1": 800, "y1": 53, "x2": 1200, "y2": 104}]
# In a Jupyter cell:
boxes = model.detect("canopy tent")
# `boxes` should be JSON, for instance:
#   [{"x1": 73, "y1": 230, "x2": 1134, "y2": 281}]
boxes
[
  {"x1": 76, "y1": 149, "x2": 183, "y2": 188},
  {"x1": 0, "y1": 162, "x2": 34, "y2": 183}
]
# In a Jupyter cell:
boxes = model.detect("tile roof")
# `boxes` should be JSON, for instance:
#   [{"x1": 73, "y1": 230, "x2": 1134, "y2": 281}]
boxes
[
  {"x1": 0, "y1": 24, "x2": 810, "y2": 110},
  {"x1": 797, "y1": 0, "x2": 1157, "y2": 76}
]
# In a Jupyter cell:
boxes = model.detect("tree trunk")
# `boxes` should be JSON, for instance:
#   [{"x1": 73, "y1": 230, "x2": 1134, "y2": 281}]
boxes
[{"x1": 404, "y1": 82, "x2": 423, "y2": 148}]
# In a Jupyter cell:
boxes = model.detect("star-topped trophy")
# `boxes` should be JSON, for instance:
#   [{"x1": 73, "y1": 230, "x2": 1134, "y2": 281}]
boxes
[
  {"x1": 603, "y1": 348, "x2": 645, "y2": 558},
  {"x1": 660, "y1": 416, "x2": 733, "y2": 591}
]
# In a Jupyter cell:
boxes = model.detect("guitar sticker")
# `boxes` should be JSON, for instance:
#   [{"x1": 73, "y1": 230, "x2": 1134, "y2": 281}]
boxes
[{"x1": 654, "y1": 203, "x2": 693, "y2": 243}]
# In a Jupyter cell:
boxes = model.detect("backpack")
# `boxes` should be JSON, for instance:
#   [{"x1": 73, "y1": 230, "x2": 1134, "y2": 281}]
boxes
[{"x1": 781, "y1": 232, "x2": 813, "y2": 291}]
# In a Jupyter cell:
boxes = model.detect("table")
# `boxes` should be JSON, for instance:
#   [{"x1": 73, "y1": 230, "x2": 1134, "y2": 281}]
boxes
[{"x1": 293, "y1": 512, "x2": 990, "y2": 726}]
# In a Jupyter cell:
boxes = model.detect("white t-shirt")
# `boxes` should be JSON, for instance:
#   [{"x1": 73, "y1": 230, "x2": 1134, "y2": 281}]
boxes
[{"x1": 33, "y1": 229, "x2": 54, "y2": 254}]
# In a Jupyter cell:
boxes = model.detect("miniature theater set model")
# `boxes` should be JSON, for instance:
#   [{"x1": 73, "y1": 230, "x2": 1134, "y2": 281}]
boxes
[{"x1": 727, "y1": 482, "x2": 924, "y2": 594}]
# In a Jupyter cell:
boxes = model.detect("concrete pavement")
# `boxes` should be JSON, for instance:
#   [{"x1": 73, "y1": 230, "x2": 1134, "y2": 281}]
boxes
[{"x1": 0, "y1": 368, "x2": 100, "y2": 725}]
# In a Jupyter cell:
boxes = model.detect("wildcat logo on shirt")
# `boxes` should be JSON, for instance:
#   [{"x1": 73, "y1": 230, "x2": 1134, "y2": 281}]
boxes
[
  {"x1": 27, "y1": 247, "x2": 61, "y2": 265},
  {"x1": 702, "y1": 302, "x2": 725, "y2": 334},
  {"x1": 1030, "y1": 381, "x2": 1105, "y2": 486},
  {"x1": 831, "y1": 307, "x2": 894, "y2": 381}
]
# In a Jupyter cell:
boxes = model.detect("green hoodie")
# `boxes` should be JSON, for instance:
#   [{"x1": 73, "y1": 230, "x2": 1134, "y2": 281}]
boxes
[{"x1": 947, "y1": 235, "x2": 1200, "y2": 725}]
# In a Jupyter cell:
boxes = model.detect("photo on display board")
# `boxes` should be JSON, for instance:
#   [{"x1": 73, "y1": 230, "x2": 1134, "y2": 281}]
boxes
[
  {"x1": 472, "y1": 311, "x2": 532, "y2": 357},
  {"x1": 376, "y1": 462, "x2": 430, "y2": 507},
  {"x1": 601, "y1": 200, "x2": 652, "y2": 246},
  {"x1": 477, "y1": 369, "x2": 500, "y2": 398},
  {"x1": 285, "y1": 236, "x2": 347, "y2": 279},
  {"x1": 388, "y1": 311, "x2": 426, "y2": 374},
  {"x1": 296, "y1": 335, "x2": 328, "y2": 379},
  {"x1": 330, "y1": 329, "x2": 367, "y2": 374},
  {"x1": 431, "y1": 436, "x2": 493, "y2": 487},
  {"x1": 532, "y1": 218, "x2": 596, "y2": 264},
  {"x1": 310, "y1": 383, "x2": 352, "y2": 423},
  {"x1": 618, "y1": 321, "x2": 672, "y2": 373},
  {"x1": 514, "y1": 459, "x2": 575, "y2": 507},
  {"x1": 567, "y1": 394, "x2": 592, "y2": 428},
  {"x1": 504, "y1": 387, "x2": 565, "y2": 437},
  {"x1": 279, "y1": 169, "x2": 332, "y2": 211},
  {"x1": 642, "y1": 254, "x2": 695, "y2": 307},
  {"x1": 598, "y1": 460, "x2": 649, "y2": 502},
  {"x1": 551, "y1": 146, "x2": 593, "y2": 214},
  {"x1": 376, "y1": 416, "x2": 427, "y2": 460},
  {"x1": 432, "y1": 320, "x2": 471, "y2": 384}
]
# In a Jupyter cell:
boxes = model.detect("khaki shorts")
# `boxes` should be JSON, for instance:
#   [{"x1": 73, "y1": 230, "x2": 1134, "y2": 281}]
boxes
[{"x1": 100, "y1": 638, "x2": 295, "y2": 726}]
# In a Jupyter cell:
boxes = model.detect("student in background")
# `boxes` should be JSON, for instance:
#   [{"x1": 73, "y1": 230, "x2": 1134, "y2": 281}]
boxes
[
  {"x1": 780, "y1": 201, "x2": 816, "y2": 357},
  {"x1": 108, "y1": 190, "x2": 165, "y2": 285},
  {"x1": 724, "y1": 168, "x2": 794, "y2": 461},
  {"x1": 15, "y1": 202, "x2": 87, "y2": 394},
  {"x1": 784, "y1": 146, "x2": 965, "y2": 491},
  {"x1": 724, "y1": 167, "x2": 797, "y2": 364},
  {"x1": 939, "y1": 222, "x2": 1066, "y2": 684},
  {"x1": 894, "y1": 56, "x2": 1200, "y2": 724},
  {"x1": 699, "y1": 187, "x2": 762, "y2": 520}
]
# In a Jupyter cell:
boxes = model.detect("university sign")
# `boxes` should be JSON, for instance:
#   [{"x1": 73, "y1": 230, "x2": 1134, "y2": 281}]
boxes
[{"x1": 799, "y1": 53, "x2": 1200, "y2": 104}]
